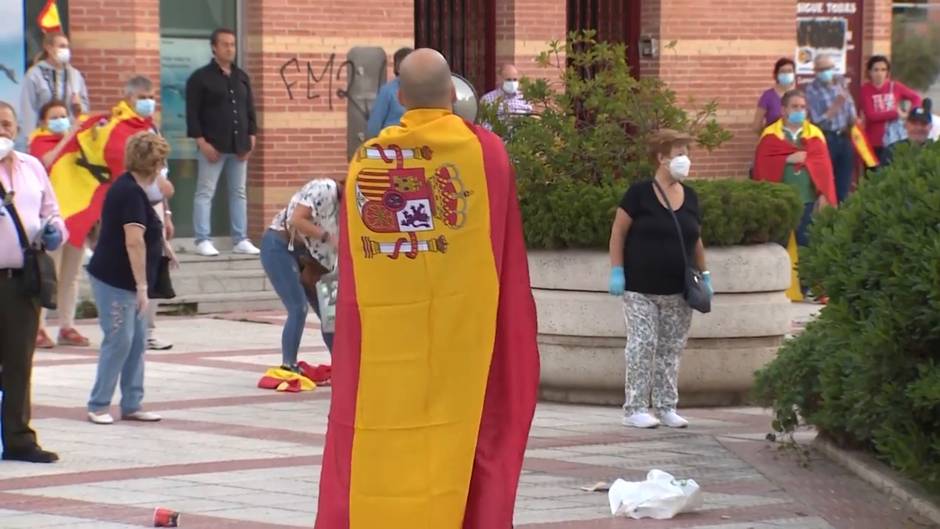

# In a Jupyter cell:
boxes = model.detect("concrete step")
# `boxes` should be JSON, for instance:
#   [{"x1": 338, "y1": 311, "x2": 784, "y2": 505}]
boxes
[
  {"x1": 170, "y1": 269, "x2": 272, "y2": 296},
  {"x1": 173, "y1": 252, "x2": 264, "y2": 272},
  {"x1": 158, "y1": 290, "x2": 283, "y2": 314}
]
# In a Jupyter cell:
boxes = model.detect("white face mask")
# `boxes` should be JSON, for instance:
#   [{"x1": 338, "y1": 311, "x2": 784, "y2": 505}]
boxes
[
  {"x1": 56, "y1": 48, "x2": 71, "y2": 64},
  {"x1": 502, "y1": 80, "x2": 519, "y2": 95},
  {"x1": 668, "y1": 155, "x2": 692, "y2": 181},
  {"x1": 0, "y1": 137, "x2": 15, "y2": 160}
]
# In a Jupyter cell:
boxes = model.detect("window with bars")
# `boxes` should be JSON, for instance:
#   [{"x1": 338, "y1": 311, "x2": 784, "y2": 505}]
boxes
[{"x1": 414, "y1": 0, "x2": 496, "y2": 95}]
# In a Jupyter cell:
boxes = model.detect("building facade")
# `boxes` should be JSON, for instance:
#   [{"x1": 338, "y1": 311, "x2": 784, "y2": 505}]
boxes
[{"x1": 63, "y1": 0, "x2": 893, "y2": 240}]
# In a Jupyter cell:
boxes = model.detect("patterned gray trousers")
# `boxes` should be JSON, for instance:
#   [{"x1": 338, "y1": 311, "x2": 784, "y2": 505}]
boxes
[{"x1": 622, "y1": 291, "x2": 693, "y2": 414}]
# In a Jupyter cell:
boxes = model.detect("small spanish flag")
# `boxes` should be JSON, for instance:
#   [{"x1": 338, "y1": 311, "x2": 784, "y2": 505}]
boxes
[
  {"x1": 851, "y1": 123, "x2": 879, "y2": 168},
  {"x1": 38, "y1": 0, "x2": 62, "y2": 33}
]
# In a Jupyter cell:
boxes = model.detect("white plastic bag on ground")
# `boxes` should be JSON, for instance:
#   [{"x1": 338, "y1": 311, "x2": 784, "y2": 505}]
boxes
[{"x1": 607, "y1": 469, "x2": 703, "y2": 519}]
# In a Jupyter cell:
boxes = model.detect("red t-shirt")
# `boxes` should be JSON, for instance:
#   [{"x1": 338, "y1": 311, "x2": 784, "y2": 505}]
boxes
[{"x1": 861, "y1": 80, "x2": 922, "y2": 148}]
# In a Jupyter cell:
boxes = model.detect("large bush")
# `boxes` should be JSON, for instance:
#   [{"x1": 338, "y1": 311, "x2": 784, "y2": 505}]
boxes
[
  {"x1": 891, "y1": 15, "x2": 940, "y2": 92},
  {"x1": 754, "y1": 141, "x2": 940, "y2": 493},
  {"x1": 482, "y1": 33, "x2": 799, "y2": 249}
]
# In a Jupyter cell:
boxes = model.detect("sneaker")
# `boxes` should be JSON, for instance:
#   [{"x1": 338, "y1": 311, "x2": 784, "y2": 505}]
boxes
[
  {"x1": 195, "y1": 240, "x2": 220, "y2": 257},
  {"x1": 36, "y1": 329, "x2": 55, "y2": 349},
  {"x1": 87, "y1": 411, "x2": 114, "y2": 425},
  {"x1": 658, "y1": 409, "x2": 689, "y2": 428},
  {"x1": 122, "y1": 410, "x2": 162, "y2": 422},
  {"x1": 147, "y1": 336, "x2": 173, "y2": 351},
  {"x1": 58, "y1": 327, "x2": 90, "y2": 347},
  {"x1": 622, "y1": 410, "x2": 660, "y2": 429},
  {"x1": 232, "y1": 239, "x2": 261, "y2": 255}
]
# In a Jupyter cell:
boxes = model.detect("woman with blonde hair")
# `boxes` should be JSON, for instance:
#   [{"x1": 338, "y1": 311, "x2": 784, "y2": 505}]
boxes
[
  {"x1": 85, "y1": 132, "x2": 173, "y2": 425},
  {"x1": 20, "y1": 32, "x2": 89, "y2": 142}
]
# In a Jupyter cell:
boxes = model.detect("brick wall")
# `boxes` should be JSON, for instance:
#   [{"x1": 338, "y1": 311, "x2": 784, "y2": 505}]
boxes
[
  {"x1": 863, "y1": 0, "x2": 892, "y2": 58},
  {"x1": 68, "y1": 0, "x2": 160, "y2": 114},
  {"x1": 494, "y1": 0, "x2": 566, "y2": 85}
]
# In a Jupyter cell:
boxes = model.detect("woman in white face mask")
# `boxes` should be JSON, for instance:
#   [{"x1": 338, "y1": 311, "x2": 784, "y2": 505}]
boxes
[
  {"x1": 19, "y1": 32, "x2": 90, "y2": 144},
  {"x1": 606, "y1": 129, "x2": 711, "y2": 429}
]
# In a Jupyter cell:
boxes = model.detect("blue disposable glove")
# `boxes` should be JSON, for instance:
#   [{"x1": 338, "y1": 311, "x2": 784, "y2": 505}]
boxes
[
  {"x1": 702, "y1": 271, "x2": 714, "y2": 298},
  {"x1": 41, "y1": 223, "x2": 63, "y2": 251},
  {"x1": 608, "y1": 266, "x2": 626, "y2": 296}
]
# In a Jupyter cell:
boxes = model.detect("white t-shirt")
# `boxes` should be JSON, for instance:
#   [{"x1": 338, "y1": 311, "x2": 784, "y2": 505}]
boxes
[{"x1": 269, "y1": 178, "x2": 339, "y2": 270}]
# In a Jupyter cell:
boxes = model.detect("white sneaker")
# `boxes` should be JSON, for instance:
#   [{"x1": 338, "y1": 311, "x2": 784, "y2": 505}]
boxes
[
  {"x1": 122, "y1": 410, "x2": 162, "y2": 422},
  {"x1": 622, "y1": 411, "x2": 660, "y2": 429},
  {"x1": 147, "y1": 336, "x2": 173, "y2": 351},
  {"x1": 659, "y1": 410, "x2": 689, "y2": 428},
  {"x1": 232, "y1": 239, "x2": 260, "y2": 255},
  {"x1": 195, "y1": 240, "x2": 220, "y2": 257},
  {"x1": 87, "y1": 411, "x2": 114, "y2": 425}
]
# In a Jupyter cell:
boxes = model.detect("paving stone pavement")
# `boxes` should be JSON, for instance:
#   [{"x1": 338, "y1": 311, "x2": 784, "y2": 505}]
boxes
[{"x1": 1, "y1": 313, "x2": 935, "y2": 529}]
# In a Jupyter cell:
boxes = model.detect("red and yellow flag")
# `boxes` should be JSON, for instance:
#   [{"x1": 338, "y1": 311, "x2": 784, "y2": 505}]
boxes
[
  {"x1": 753, "y1": 119, "x2": 837, "y2": 205},
  {"x1": 38, "y1": 0, "x2": 62, "y2": 33},
  {"x1": 28, "y1": 101, "x2": 154, "y2": 247},
  {"x1": 315, "y1": 109, "x2": 540, "y2": 529},
  {"x1": 850, "y1": 123, "x2": 879, "y2": 168}
]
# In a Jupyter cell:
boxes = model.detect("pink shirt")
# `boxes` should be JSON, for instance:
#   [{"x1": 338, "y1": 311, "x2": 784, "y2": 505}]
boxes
[{"x1": 0, "y1": 151, "x2": 68, "y2": 268}]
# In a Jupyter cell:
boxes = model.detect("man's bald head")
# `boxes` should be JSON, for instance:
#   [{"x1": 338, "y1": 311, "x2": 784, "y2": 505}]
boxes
[{"x1": 397, "y1": 48, "x2": 455, "y2": 111}]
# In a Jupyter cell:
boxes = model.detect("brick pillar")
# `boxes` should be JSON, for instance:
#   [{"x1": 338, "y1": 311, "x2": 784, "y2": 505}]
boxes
[
  {"x1": 647, "y1": 0, "x2": 797, "y2": 178},
  {"x1": 243, "y1": 0, "x2": 413, "y2": 240},
  {"x1": 493, "y1": 0, "x2": 566, "y2": 84},
  {"x1": 68, "y1": 0, "x2": 160, "y2": 114},
  {"x1": 863, "y1": 0, "x2": 892, "y2": 58}
]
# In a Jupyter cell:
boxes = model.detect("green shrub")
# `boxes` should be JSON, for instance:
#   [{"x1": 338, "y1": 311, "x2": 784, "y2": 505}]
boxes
[
  {"x1": 519, "y1": 177, "x2": 802, "y2": 249},
  {"x1": 754, "y1": 141, "x2": 940, "y2": 493},
  {"x1": 892, "y1": 16, "x2": 940, "y2": 92},
  {"x1": 485, "y1": 32, "x2": 798, "y2": 249}
]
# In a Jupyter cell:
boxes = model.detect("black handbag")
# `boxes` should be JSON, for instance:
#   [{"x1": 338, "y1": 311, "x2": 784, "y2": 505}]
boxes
[
  {"x1": 0, "y1": 182, "x2": 58, "y2": 309},
  {"x1": 149, "y1": 255, "x2": 176, "y2": 299},
  {"x1": 652, "y1": 180, "x2": 711, "y2": 314}
]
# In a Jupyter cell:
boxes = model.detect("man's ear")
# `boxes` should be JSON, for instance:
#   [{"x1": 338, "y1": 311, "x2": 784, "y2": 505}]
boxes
[{"x1": 397, "y1": 89, "x2": 406, "y2": 108}]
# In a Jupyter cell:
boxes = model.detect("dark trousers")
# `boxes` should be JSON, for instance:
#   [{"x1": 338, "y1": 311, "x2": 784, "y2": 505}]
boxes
[
  {"x1": 795, "y1": 202, "x2": 815, "y2": 248},
  {"x1": 824, "y1": 131, "x2": 856, "y2": 204},
  {"x1": 0, "y1": 273, "x2": 40, "y2": 453}
]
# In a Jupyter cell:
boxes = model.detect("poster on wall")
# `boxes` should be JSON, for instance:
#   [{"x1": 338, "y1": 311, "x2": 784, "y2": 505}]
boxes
[
  {"x1": 795, "y1": 1, "x2": 863, "y2": 96},
  {"x1": 160, "y1": 37, "x2": 213, "y2": 160},
  {"x1": 0, "y1": 2, "x2": 26, "y2": 116}
]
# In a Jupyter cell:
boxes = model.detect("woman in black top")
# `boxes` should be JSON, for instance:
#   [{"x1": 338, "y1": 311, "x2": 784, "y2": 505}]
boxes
[
  {"x1": 86, "y1": 132, "x2": 171, "y2": 425},
  {"x1": 607, "y1": 129, "x2": 712, "y2": 429}
]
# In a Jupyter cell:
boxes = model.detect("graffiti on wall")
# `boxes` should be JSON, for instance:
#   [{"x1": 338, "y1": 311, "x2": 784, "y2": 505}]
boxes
[{"x1": 278, "y1": 47, "x2": 389, "y2": 157}]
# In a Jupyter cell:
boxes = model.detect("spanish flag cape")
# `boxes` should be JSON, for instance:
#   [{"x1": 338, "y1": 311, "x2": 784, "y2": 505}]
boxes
[
  {"x1": 753, "y1": 119, "x2": 838, "y2": 205},
  {"x1": 315, "y1": 109, "x2": 540, "y2": 529},
  {"x1": 28, "y1": 101, "x2": 154, "y2": 247}
]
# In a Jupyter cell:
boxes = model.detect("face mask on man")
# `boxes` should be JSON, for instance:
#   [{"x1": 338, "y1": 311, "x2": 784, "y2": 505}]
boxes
[
  {"x1": 135, "y1": 98, "x2": 156, "y2": 117},
  {"x1": 816, "y1": 69, "x2": 835, "y2": 83},
  {"x1": 502, "y1": 80, "x2": 519, "y2": 95},
  {"x1": 777, "y1": 72, "x2": 795, "y2": 86},
  {"x1": 48, "y1": 117, "x2": 70, "y2": 134},
  {"x1": 56, "y1": 48, "x2": 71, "y2": 64},
  {"x1": 788, "y1": 110, "x2": 806, "y2": 125},
  {"x1": 668, "y1": 155, "x2": 692, "y2": 181},
  {"x1": 0, "y1": 137, "x2": 14, "y2": 159}
]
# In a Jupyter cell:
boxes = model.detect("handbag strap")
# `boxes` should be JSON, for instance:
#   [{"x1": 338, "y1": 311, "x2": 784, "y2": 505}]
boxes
[
  {"x1": 651, "y1": 179, "x2": 690, "y2": 271},
  {"x1": 0, "y1": 180, "x2": 33, "y2": 250}
]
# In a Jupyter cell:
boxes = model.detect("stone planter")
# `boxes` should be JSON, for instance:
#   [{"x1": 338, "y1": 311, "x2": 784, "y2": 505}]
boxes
[{"x1": 530, "y1": 244, "x2": 792, "y2": 407}]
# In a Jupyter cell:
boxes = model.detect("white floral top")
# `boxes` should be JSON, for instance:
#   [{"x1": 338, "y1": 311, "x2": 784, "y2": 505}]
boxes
[{"x1": 269, "y1": 179, "x2": 340, "y2": 270}]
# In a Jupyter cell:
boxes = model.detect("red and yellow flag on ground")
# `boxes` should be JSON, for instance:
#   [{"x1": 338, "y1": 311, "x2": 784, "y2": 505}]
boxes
[
  {"x1": 315, "y1": 109, "x2": 540, "y2": 529},
  {"x1": 753, "y1": 119, "x2": 838, "y2": 205},
  {"x1": 38, "y1": 0, "x2": 62, "y2": 33},
  {"x1": 28, "y1": 100, "x2": 154, "y2": 247}
]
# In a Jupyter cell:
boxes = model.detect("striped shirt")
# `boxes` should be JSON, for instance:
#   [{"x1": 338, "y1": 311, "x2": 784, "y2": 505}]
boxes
[{"x1": 806, "y1": 79, "x2": 857, "y2": 132}]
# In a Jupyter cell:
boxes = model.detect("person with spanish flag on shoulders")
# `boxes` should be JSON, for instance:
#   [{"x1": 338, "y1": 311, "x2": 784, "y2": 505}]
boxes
[
  {"x1": 314, "y1": 49, "x2": 539, "y2": 529},
  {"x1": 28, "y1": 99, "x2": 92, "y2": 348},
  {"x1": 754, "y1": 89, "x2": 837, "y2": 299}
]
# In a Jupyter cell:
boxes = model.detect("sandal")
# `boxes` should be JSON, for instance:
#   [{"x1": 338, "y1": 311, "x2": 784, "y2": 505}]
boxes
[
  {"x1": 35, "y1": 329, "x2": 55, "y2": 349},
  {"x1": 58, "y1": 327, "x2": 91, "y2": 347}
]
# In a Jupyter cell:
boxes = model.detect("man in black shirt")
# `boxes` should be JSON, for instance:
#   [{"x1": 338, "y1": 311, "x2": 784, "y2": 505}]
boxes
[{"x1": 186, "y1": 28, "x2": 259, "y2": 257}]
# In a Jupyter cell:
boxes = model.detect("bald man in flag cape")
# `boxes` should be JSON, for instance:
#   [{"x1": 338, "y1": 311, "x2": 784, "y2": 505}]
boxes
[{"x1": 315, "y1": 49, "x2": 540, "y2": 529}]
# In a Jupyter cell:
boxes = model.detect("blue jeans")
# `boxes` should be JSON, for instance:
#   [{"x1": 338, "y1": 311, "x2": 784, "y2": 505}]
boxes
[
  {"x1": 795, "y1": 202, "x2": 815, "y2": 248},
  {"x1": 260, "y1": 230, "x2": 334, "y2": 365},
  {"x1": 824, "y1": 131, "x2": 856, "y2": 204},
  {"x1": 194, "y1": 152, "x2": 248, "y2": 244},
  {"x1": 87, "y1": 275, "x2": 147, "y2": 414}
]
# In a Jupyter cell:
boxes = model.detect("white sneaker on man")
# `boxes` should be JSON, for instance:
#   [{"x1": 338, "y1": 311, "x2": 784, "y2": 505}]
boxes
[
  {"x1": 195, "y1": 240, "x2": 220, "y2": 257},
  {"x1": 87, "y1": 411, "x2": 114, "y2": 425},
  {"x1": 659, "y1": 410, "x2": 689, "y2": 428},
  {"x1": 232, "y1": 239, "x2": 261, "y2": 255},
  {"x1": 147, "y1": 336, "x2": 173, "y2": 351},
  {"x1": 122, "y1": 410, "x2": 162, "y2": 422},
  {"x1": 622, "y1": 410, "x2": 660, "y2": 429}
]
